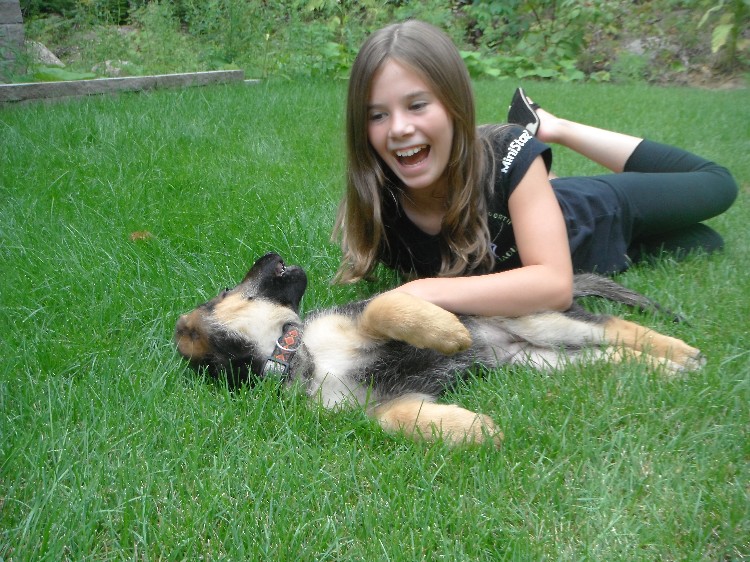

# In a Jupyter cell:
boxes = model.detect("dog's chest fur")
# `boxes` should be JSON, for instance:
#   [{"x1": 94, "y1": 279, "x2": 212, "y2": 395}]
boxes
[{"x1": 297, "y1": 311, "x2": 379, "y2": 407}]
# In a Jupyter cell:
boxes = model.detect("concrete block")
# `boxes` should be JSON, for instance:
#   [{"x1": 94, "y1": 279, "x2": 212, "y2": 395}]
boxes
[
  {"x1": 0, "y1": 1, "x2": 23, "y2": 24},
  {"x1": 0, "y1": 69, "x2": 248, "y2": 103}
]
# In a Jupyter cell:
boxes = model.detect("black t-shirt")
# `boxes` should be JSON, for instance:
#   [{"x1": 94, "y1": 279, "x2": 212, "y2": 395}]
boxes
[
  {"x1": 379, "y1": 124, "x2": 633, "y2": 277},
  {"x1": 550, "y1": 175, "x2": 630, "y2": 274},
  {"x1": 380, "y1": 125, "x2": 551, "y2": 277}
]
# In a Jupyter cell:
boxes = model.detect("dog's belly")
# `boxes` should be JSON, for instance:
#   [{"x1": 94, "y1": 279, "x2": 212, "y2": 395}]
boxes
[
  {"x1": 302, "y1": 314, "x2": 378, "y2": 408},
  {"x1": 471, "y1": 313, "x2": 608, "y2": 370},
  {"x1": 471, "y1": 322, "x2": 542, "y2": 368}
]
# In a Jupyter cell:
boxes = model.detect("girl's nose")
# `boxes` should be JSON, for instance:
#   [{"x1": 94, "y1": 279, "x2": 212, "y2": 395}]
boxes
[{"x1": 389, "y1": 111, "x2": 415, "y2": 138}]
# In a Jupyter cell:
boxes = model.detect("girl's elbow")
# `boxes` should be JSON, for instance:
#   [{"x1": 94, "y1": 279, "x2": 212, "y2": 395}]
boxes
[
  {"x1": 554, "y1": 292, "x2": 574, "y2": 312},
  {"x1": 552, "y1": 276, "x2": 574, "y2": 311}
]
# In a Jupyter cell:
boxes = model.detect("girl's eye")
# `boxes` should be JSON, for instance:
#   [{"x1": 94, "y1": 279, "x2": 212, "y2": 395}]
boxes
[
  {"x1": 410, "y1": 101, "x2": 428, "y2": 111},
  {"x1": 369, "y1": 111, "x2": 386, "y2": 122}
]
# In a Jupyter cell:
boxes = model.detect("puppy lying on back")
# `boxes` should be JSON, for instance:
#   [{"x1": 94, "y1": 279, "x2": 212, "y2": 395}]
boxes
[{"x1": 175, "y1": 253, "x2": 702, "y2": 447}]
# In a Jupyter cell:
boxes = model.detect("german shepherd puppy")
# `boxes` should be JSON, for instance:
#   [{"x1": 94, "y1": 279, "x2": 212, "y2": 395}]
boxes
[{"x1": 174, "y1": 253, "x2": 702, "y2": 447}]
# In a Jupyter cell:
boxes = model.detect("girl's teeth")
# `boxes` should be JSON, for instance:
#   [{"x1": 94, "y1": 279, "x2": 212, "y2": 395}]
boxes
[{"x1": 396, "y1": 146, "x2": 425, "y2": 157}]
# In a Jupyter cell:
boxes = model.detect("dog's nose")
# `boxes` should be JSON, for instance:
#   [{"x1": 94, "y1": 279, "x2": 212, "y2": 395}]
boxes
[{"x1": 174, "y1": 313, "x2": 209, "y2": 360}]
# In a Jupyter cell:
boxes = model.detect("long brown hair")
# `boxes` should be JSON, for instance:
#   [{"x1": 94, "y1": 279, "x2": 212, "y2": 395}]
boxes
[{"x1": 332, "y1": 20, "x2": 493, "y2": 283}]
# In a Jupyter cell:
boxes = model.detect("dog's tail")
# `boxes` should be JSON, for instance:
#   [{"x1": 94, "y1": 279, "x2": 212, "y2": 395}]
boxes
[{"x1": 572, "y1": 273, "x2": 685, "y2": 323}]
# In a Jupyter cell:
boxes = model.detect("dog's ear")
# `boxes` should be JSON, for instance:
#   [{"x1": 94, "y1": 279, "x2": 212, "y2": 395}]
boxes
[{"x1": 174, "y1": 310, "x2": 212, "y2": 362}]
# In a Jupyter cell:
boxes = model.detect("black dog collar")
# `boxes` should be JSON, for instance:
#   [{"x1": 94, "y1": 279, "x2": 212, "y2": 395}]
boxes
[{"x1": 262, "y1": 322, "x2": 303, "y2": 378}]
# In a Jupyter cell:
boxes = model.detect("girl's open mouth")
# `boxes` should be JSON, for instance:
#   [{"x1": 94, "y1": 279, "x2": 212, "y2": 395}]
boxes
[{"x1": 395, "y1": 144, "x2": 430, "y2": 166}]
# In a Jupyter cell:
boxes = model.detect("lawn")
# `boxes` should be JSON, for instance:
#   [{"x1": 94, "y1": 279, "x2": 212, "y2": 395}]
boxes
[{"x1": 1, "y1": 79, "x2": 748, "y2": 560}]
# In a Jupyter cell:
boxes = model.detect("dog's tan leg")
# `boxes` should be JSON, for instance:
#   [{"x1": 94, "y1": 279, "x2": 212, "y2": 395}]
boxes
[
  {"x1": 372, "y1": 394, "x2": 503, "y2": 448},
  {"x1": 602, "y1": 317, "x2": 703, "y2": 371},
  {"x1": 597, "y1": 347, "x2": 694, "y2": 374},
  {"x1": 359, "y1": 292, "x2": 472, "y2": 354}
]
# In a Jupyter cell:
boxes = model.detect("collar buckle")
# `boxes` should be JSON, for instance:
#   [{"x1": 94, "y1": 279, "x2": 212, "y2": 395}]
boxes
[{"x1": 262, "y1": 323, "x2": 302, "y2": 378}]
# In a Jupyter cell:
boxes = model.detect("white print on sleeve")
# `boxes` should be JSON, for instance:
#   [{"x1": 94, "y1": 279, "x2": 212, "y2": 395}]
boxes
[{"x1": 500, "y1": 129, "x2": 532, "y2": 174}]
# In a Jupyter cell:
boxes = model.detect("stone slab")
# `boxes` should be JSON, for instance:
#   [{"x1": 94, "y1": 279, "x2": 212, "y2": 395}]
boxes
[
  {"x1": 0, "y1": 22, "x2": 24, "y2": 38},
  {"x1": 0, "y1": 23, "x2": 25, "y2": 56},
  {"x1": 0, "y1": 1, "x2": 23, "y2": 24},
  {"x1": 0, "y1": 69, "x2": 253, "y2": 104},
  {"x1": 0, "y1": 22, "x2": 23, "y2": 39}
]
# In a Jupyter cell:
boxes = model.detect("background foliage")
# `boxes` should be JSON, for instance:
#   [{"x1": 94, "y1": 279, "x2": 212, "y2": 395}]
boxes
[{"x1": 16, "y1": 0, "x2": 750, "y2": 83}]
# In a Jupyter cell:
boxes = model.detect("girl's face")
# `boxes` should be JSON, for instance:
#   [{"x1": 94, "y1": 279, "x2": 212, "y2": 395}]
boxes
[{"x1": 367, "y1": 59, "x2": 454, "y2": 197}]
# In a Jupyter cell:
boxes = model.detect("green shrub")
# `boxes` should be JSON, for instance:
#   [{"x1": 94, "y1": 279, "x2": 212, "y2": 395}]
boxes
[
  {"x1": 20, "y1": 0, "x2": 76, "y2": 18},
  {"x1": 17, "y1": 0, "x2": 748, "y2": 81}
]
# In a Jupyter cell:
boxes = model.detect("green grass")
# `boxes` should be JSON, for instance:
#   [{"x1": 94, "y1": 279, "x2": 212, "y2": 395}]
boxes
[{"x1": 1, "y1": 80, "x2": 749, "y2": 560}]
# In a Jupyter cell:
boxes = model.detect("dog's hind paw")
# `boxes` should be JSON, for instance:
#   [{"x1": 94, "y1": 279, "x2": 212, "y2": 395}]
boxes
[
  {"x1": 375, "y1": 397, "x2": 503, "y2": 448},
  {"x1": 673, "y1": 350, "x2": 706, "y2": 373},
  {"x1": 647, "y1": 350, "x2": 705, "y2": 377},
  {"x1": 657, "y1": 343, "x2": 705, "y2": 375}
]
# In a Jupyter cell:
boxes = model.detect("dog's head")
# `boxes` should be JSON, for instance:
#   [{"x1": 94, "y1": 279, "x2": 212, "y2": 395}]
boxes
[{"x1": 174, "y1": 253, "x2": 308, "y2": 385}]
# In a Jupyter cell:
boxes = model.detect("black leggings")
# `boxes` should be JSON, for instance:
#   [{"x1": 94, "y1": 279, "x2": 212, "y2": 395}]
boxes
[{"x1": 611, "y1": 140, "x2": 737, "y2": 261}]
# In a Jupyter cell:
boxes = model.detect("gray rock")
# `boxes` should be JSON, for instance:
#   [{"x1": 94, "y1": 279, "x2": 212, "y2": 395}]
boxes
[{"x1": 26, "y1": 40, "x2": 65, "y2": 67}]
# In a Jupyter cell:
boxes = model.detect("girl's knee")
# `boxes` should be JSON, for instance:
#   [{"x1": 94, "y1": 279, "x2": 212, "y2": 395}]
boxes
[{"x1": 714, "y1": 165, "x2": 739, "y2": 211}]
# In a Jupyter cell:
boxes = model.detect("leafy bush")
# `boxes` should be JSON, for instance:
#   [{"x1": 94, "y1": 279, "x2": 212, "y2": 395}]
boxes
[
  {"x1": 698, "y1": 0, "x2": 750, "y2": 71},
  {"x1": 20, "y1": 0, "x2": 76, "y2": 18},
  {"x1": 18, "y1": 0, "x2": 748, "y2": 82}
]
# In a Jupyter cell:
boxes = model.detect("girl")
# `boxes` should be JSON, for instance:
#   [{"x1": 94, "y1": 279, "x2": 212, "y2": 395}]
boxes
[{"x1": 332, "y1": 20, "x2": 737, "y2": 318}]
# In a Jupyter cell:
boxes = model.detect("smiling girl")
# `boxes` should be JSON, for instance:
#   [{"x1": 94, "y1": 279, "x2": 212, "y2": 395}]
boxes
[{"x1": 332, "y1": 20, "x2": 737, "y2": 317}]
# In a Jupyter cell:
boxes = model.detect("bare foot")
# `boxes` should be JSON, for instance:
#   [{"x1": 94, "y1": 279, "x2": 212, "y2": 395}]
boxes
[{"x1": 525, "y1": 96, "x2": 562, "y2": 145}]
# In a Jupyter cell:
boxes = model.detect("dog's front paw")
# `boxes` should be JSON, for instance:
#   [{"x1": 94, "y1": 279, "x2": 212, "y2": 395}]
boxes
[
  {"x1": 361, "y1": 292, "x2": 473, "y2": 354},
  {"x1": 399, "y1": 298, "x2": 472, "y2": 354},
  {"x1": 425, "y1": 322, "x2": 473, "y2": 355}
]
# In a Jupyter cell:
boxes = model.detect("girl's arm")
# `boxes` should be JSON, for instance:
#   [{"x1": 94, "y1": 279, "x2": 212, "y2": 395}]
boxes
[{"x1": 391, "y1": 156, "x2": 573, "y2": 317}]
